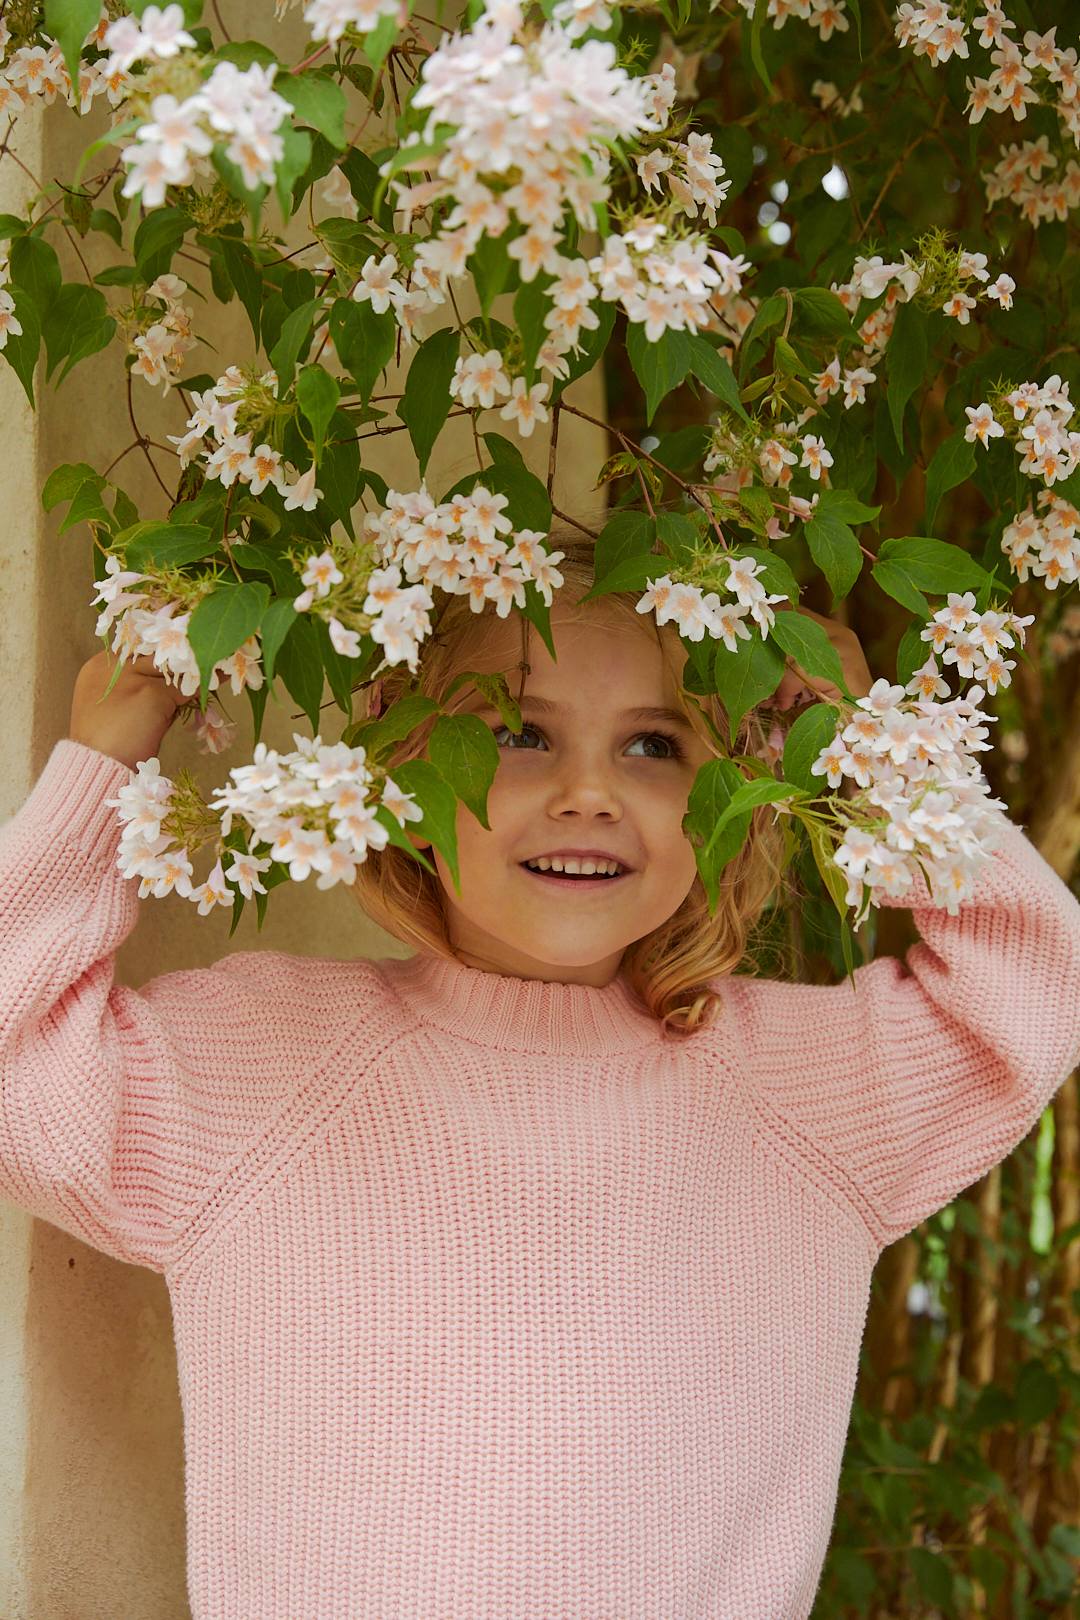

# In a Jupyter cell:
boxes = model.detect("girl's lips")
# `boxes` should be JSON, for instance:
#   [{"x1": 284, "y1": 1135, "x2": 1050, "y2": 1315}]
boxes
[{"x1": 518, "y1": 863, "x2": 634, "y2": 892}]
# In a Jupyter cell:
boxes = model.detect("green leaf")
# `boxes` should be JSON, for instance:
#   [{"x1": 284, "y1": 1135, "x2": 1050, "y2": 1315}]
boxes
[
  {"x1": 924, "y1": 431, "x2": 977, "y2": 533},
  {"x1": 186, "y1": 580, "x2": 271, "y2": 706},
  {"x1": 735, "y1": 293, "x2": 785, "y2": 381},
  {"x1": 319, "y1": 407, "x2": 362, "y2": 536},
  {"x1": 549, "y1": 299, "x2": 615, "y2": 403},
  {"x1": 40, "y1": 282, "x2": 109, "y2": 381},
  {"x1": 804, "y1": 502, "x2": 864, "y2": 604},
  {"x1": 385, "y1": 757, "x2": 460, "y2": 892},
  {"x1": 805, "y1": 814, "x2": 857, "y2": 974},
  {"x1": 259, "y1": 596, "x2": 298, "y2": 685},
  {"x1": 782, "y1": 702, "x2": 840, "y2": 793},
  {"x1": 296, "y1": 364, "x2": 341, "y2": 462},
  {"x1": 469, "y1": 231, "x2": 516, "y2": 317},
  {"x1": 685, "y1": 334, "x2": 751, "y2": 423},
  {"x1": 329, "y1": 295, "x2": 396, "y2": 405},
  {"x1": 886, "y1": 300, "x2": 927, "y2": 451},
  {"x1": 871, "y1": 558, "x2": 931, "y2": 618},
  {"x1": 814, "y1": 489, "x2": 880, "y2": 525},
  {"x1": 712, "y1": 633, "x2": 786, "y2": 747},
  {"x1": 217, "y1": 235, "x2": 263, "y2": 347},
  {"x1": 626, "y1": 322, "x2": 694, "y2": 425},
  {"x1": 42, "y1": 460, "x2": 103, "y2": 511},
  {"x1": 10, "y1": 234, "x2": 62, "y2": 309},
  {"x1": 702, "y1": 776, "x2": 804, "y2": 863},
  {"x1": 132, "y1": 206, "x2": 192, "y2": 284},
  {"x1": 268, "y1": 295, "x2": 321, "y2": 394},
  {"x1": 275, "y1": 69, "x2": 347, "y2": 148},
  {"x1": 582, "y1": 550, "x2": 668, "y2": 601},
  {"x1": 58, "y1": 475, "x2": 111, "y2": 535},
  {"x1": 228, "y1": 541, "x2": 297, "y2": 597},
  {"x1": 749, "y1": 0, "x2": 774, "y2": 94},
  {"x1": 1015, "y1": 1360, "x2": 1058, "y2": 1428},
  {"x1": 275, "y1": 125, "x2": 313, "y2": 224},
  {"x1": 895, "y1": 620, "x2": 928, "y2": 685},
  {"x1": 123, "y1": 521, "x2": 216, "y2": 570},
  {"x1": 907, "y1": 1549, "x2": 953, "y2": 1608},
  {"x1": 683, "y1": 757, "x2": 754, "y2": 911},
  {"x1": 771, "y1": 610, "x2": 851, "y2": 697},
  {"x1": 482, "y1": 431, "x2": 525, "y2": 467},
  {"x1": 735, "y1": 545, "x2": 800, "y2": 603},
  {"x1": 362, "y1": 10, "x2": 400, "y2": 74},
  {"x1": 338, "y1": 147, "x2": 395, "y2": 230},
  {"x1": 275, "y1": 611, "x2": 325, "y2": 731},
  {"x1": 348, "y1": 692, "x2": 439, "y2": 756},
  {"x1": 398, "y1": 326, "x2": 459, "y2": 474},
  {"x1": 593, "y1": 510, "x2": 655, "y2": 582},
  {"x1": 56, "y1": 314, "x2": 114, "y2": 384},
  {"x1": 443, "y1": 459, "x2": 552, "y2": 533},
  {"x1": 793, "y1": 286, "x2": 859, "y2": 342},
  {"x1": 875, "y1": 535, "x2": 990, "y2": 594},
  {"x1": 427, "y1": 713, "x2": 501, "y2": 831},
  {"x1": 212, "y1": 38, "x2": 278, "y2": 69},
  {"x1": 44, "y1": 0, "x2": 101, "y2": 106},
  {"x1": 514, "y1": 278, "x2": 550, "y2": 379}
]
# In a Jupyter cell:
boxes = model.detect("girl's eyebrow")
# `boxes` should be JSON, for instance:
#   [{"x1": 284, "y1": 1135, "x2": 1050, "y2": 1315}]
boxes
[{"x1": 466, "y1": 695, "x2": 695, "y2": 730}]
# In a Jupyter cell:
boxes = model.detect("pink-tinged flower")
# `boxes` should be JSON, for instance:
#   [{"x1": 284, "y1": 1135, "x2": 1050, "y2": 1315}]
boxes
[{"x1": 964, "y1": 403, "x2": 1005, "y2": 446}]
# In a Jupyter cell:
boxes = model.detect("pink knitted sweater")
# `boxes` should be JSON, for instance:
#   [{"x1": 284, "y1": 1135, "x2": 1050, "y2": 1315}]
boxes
[{"x1": 3, "y1": 738, "x2": 1080, "y2": 1620}]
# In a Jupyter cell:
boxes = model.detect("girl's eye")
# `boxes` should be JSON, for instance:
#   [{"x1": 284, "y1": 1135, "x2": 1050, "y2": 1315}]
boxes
[{"x1": 491, "y1": 723, "x2": 685, "y2": 761}]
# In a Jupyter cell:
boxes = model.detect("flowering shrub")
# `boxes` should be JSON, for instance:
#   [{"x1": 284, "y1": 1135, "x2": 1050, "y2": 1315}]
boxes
[
  {"x1": 1, "y1": 0, "x2": 1076, "y2": 966},
  {"x1": 4, "y1": 0, "x2": 1079, "y2": 1606}
]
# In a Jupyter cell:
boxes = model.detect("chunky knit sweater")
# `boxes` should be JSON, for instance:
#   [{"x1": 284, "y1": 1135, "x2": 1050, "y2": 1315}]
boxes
[{"x1": 3, "y1": 738, "x2": 1080, "y2": 1620}]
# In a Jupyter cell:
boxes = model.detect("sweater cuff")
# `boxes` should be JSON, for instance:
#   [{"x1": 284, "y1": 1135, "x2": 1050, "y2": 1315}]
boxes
[{"x1": 17, "y1": 739, "x2": 137, "y2": 866}]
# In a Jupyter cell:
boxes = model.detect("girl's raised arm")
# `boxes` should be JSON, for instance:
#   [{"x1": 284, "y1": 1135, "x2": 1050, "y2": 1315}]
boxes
[
  {"x1": 0, "y1": 739, "x2": 345, "y2": 1273},
  {"x1": 719, "y1": 816, "x2": 1080, "y2": 1258}
]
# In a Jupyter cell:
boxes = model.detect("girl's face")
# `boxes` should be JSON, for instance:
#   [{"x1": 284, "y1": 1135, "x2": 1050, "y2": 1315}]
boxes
[{"x1": 409, "y1": 603, "x2": 716, "y2": 987}]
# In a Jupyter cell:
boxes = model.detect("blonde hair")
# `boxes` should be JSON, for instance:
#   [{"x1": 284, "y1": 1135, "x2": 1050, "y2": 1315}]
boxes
[{"x1": 348, "y1": 528, "x2": 791, "y2": 1037}]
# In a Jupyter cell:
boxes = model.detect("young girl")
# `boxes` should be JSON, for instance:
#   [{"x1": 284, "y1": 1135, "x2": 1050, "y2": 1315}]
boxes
[{"x1": 3, "y1": 535, "x2": 1079, "y2": 1620}]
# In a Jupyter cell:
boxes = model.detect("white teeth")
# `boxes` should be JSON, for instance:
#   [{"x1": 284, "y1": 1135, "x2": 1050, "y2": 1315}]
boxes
[{"x1": 524, "y1": 857, "x2": 623, "y2": 876}]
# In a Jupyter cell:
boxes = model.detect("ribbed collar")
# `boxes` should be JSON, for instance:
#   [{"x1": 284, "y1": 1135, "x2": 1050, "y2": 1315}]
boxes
[{"x1": 378, "y1": 949, "x2": 671, "y2": 1057}]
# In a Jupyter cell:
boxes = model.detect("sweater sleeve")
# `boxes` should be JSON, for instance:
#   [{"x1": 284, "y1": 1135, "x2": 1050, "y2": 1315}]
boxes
[
  {"x1": 0, "y1": 738, "x2": 339, "y2": 1274},
  {"x1": 720, "y1": 815, "x2": 1080, "y2": 1257}
]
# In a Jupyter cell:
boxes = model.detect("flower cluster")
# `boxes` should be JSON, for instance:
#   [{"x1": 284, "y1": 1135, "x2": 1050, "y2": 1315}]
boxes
[
  {"x1": 731, "y1": 0, "x2": 852, "y2": 45},
  {"x1": 634, "y1": 129, "x2": 732, "y2": 228},
  {"x1": 91, "y1": 552, "x2": 267, "y2": 710},
  {"x1": 811, "y1": 78, "x2": 864, "y2": 119},
  {"x1": 130, "y1": 272, "x2": 198, "y2": 390},
  {"x1": 355, "y1": 486, "x2": 565, "y2": 661},
  {"x1": 118, "y1": 56, "x2": 293, "y2": 205},
  {"x1": 810, "y1": 677, "x2": 1011, "y2": 922},
  {"x1": 105, "y1": 732, "x2": 424, "y2": 910},
  {"x1": 299, "y1": 0, "x2": 402, "y2": 45},
  {"x1": 807, "y1": 587, "x2": 1034, "y2": 916},
  {"x1": 963, "y1": 374, "x2": 1080, "y2": 590},
  {"x1": 0, "y1": 238, "x2": 22, "y2": 352},
  {"x1": 636, "y1": 553, "x2": 789, "y2": 649},
  {"x1": 588, "y1": 222, "x2": 737, "y2": 342},
  {"x1": 448, "y1": 348, "x2": 551, "y2": 436},
  {"x1": 1001, "y1": 493, "x2": 1080, "y2": 591},
  {"x1": 0, "y1": 7, "x2": 128, "y2": 126},
  {"x1": 374, "y1": 0, "x2": 700, "y2": 346},
  {"x1": 166, "y1": 362, "x2": 324, "y2": 510},
  {"x1": 832, "y1": 246, "x2": 1015, "y2": 358},
  {"x1": 894, "y1": 4, "x2": 1080, "y2": 227}
]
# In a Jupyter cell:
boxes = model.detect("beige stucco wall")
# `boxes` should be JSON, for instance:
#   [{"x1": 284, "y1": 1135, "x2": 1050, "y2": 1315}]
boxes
[{"x1": 0, "y1": 9, "x2": 606, "y2": 1614}]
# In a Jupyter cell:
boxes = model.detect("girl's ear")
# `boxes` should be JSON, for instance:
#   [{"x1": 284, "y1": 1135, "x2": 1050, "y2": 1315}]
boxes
[{"x1": 405, "y1": 830, "x2": 432, "y2": 854}]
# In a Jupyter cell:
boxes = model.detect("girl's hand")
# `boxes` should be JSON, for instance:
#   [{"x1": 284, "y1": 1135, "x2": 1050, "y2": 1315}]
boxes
[
  {"x1": 772, "y1": 605, "x2": 873, "y2": 709},
  {"x1": 69, "y1": 650, "x2": 191, "y2": 772}
]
